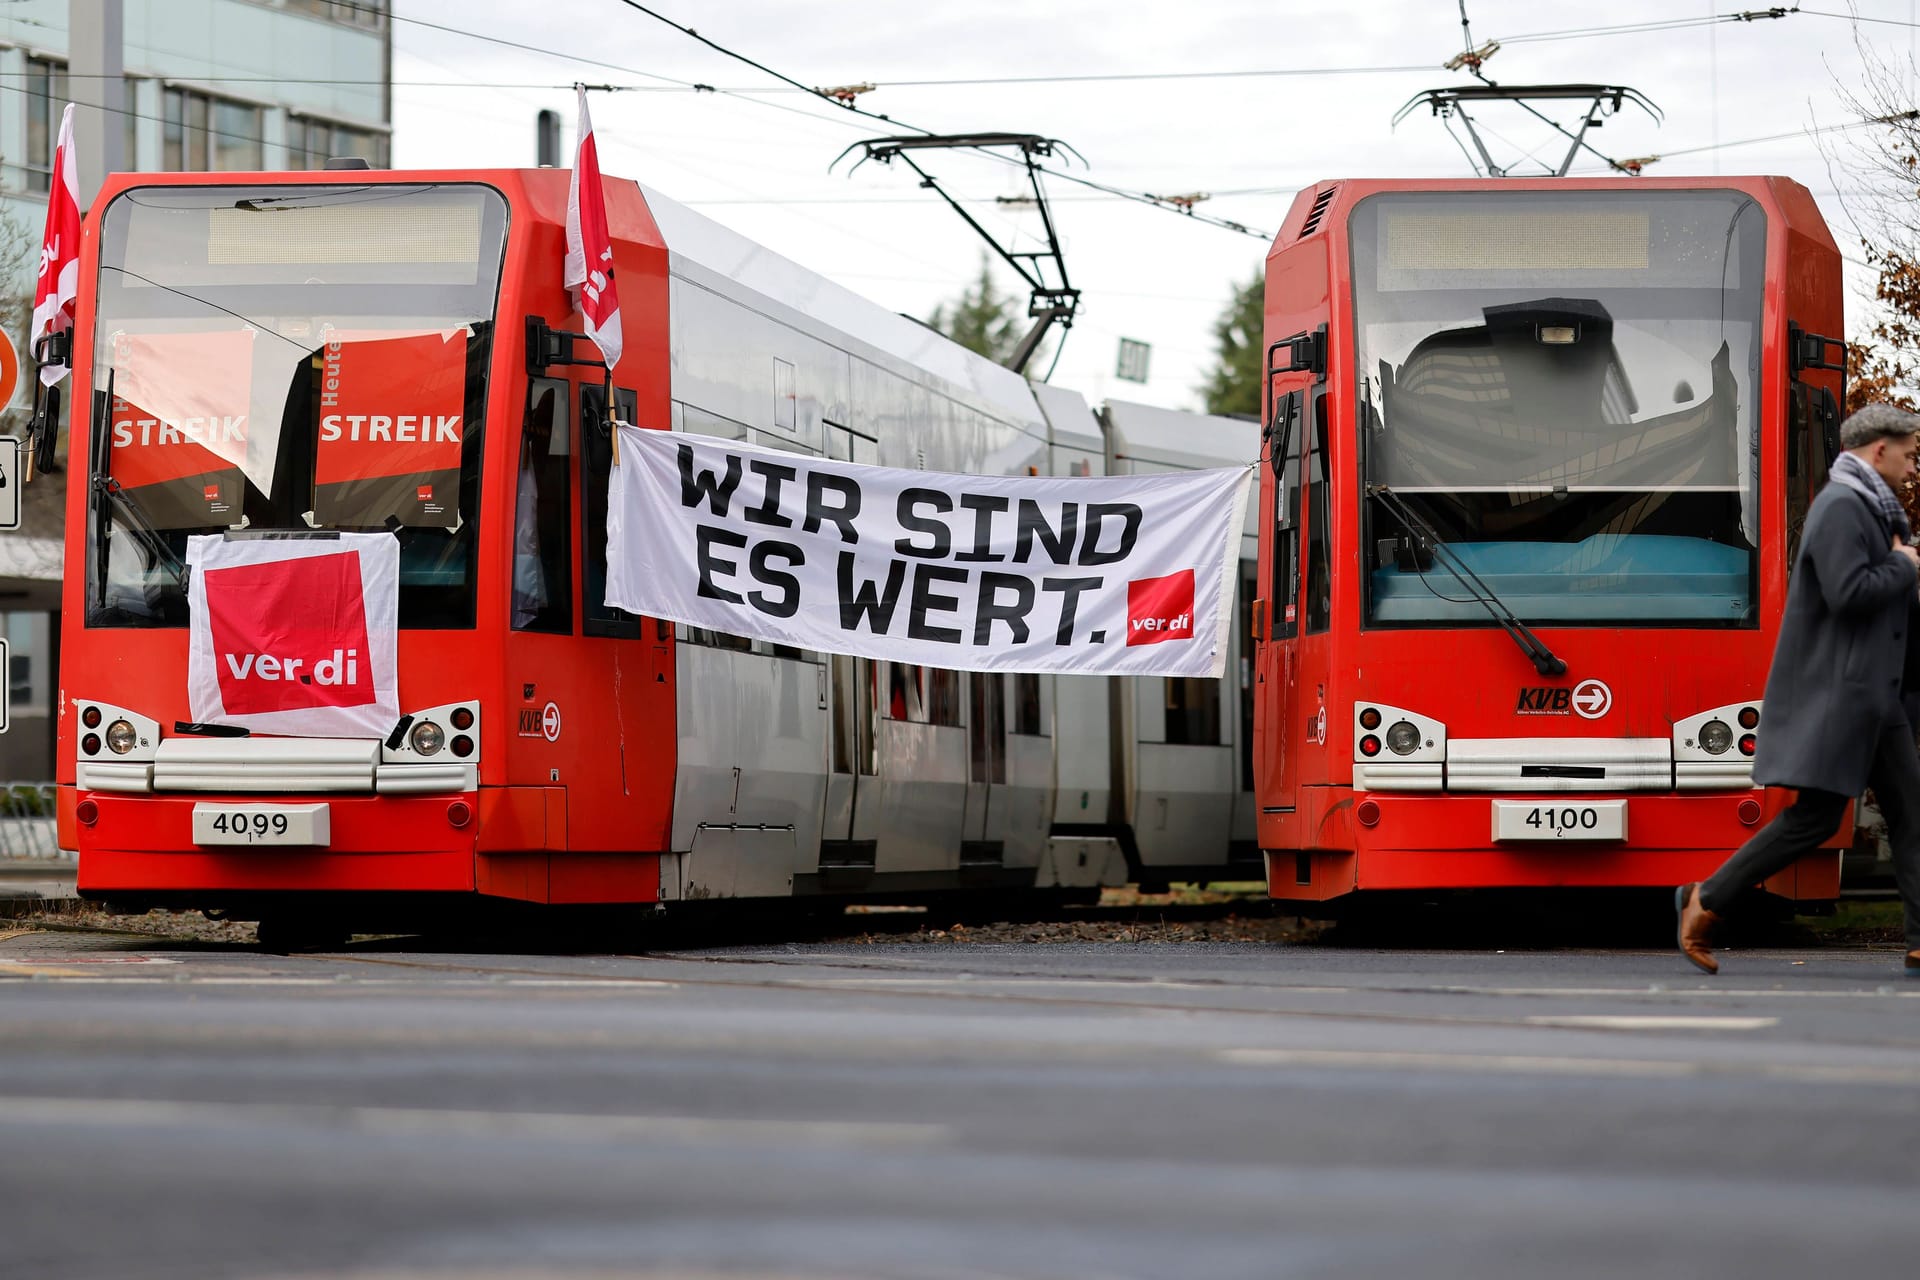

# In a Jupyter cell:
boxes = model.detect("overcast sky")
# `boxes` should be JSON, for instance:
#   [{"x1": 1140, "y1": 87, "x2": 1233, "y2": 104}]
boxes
[{"x1": 392, "y1": 1, "x2": 1920, "y2": 412}]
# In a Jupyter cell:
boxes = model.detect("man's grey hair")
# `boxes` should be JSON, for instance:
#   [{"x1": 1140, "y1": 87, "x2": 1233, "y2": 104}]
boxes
[{"x1": 1841, "y1": 403, "x2": 1920, "y2": 449}]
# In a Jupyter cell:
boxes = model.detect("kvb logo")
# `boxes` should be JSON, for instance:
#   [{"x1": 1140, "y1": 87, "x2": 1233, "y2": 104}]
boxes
[
  {"x1": 204, "y1": 550, "x2": 375, "y2": 714},
  {"x1": 1127, "y1": 569, "x2": 1195, "y2": 646}
]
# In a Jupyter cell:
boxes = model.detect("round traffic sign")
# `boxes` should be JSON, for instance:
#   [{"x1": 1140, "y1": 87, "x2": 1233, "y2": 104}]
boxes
[{"x1": 0, "y1": 326, "x2": 20, "y2": 410}]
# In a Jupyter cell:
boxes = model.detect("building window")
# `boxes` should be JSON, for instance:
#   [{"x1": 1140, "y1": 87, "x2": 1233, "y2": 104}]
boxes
[
  {"x1": 284, "y1": 0, "x2": 388, "y2": 29},
  {"x1": 291, "y1": 116, "x2": 389, "y2": 169},
  {"x1": 164, "y1": 88, "x2": 261, "y2": 171},
  {"x1": 26, "y1": 57, "x2": 66, "y2": 192},
  {"x1": 27, "y1": 63, "x2": 143, "y2": 188}
]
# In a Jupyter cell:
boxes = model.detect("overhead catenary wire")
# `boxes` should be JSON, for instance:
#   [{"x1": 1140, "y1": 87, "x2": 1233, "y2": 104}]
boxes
[
  {"x1": 604, "y1": 0, "x2": 1270, "y2": 239},
  {"x1": 1492, "y1": 7, "x2": 1800, "y2": 44}
]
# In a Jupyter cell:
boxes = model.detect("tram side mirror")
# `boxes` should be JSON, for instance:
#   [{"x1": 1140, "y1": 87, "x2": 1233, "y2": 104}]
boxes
[
  {"x1": 23, "y1": 330, "x2": 71, "y2": 478},
  {"x1": 1272, "y1": 333, "x2": 1325, "y2": 376},
  {"x1": 1816, "y1": 387, "x2": 1842, "y2": 466}
]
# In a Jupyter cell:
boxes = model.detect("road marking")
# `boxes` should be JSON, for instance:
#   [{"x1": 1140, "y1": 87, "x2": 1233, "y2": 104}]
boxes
[
  {"x1": 0, "y1": 1095, "x2": 946, "y2": 1147},
  {"x1": 1521, "y1": 1015, "x2": 1780, "y2": 1030},
  {"x1": 0, "y1": 955, "x2": 178, "y2": 965},
  {"x1": 1220, "y1": 1048, "x2": 1920, "y2": 1086}
]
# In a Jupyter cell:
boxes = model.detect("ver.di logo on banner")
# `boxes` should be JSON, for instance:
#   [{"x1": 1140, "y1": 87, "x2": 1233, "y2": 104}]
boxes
[
  {"x1": 185, "y1": 532, "x2": 401, "y2": 738},
  {"x1": 204, "y1": 551, "x2": 375, "y2": 715}
]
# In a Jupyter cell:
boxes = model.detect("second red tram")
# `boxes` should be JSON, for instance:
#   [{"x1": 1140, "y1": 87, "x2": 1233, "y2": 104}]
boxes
[{"x1": 1254, "y1": 177, "x2": 1847, "y2": 911}]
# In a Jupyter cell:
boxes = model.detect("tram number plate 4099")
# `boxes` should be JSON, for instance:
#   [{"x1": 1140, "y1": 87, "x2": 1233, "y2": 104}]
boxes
[
  {"x1": 1492, "y1": 799, "x2": 1625, "y2": 842},
  {"x1": 191, "y1": 803, "x2": 330, "y2": 847}
]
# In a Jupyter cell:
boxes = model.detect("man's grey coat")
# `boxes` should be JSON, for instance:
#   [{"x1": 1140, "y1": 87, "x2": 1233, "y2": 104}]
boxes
[{"x1": 1753, "y1": 481, "x2": 1919, "y2": 796}]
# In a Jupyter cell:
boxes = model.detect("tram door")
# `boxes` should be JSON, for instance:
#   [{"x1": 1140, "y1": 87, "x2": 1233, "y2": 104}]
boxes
[
  {"x1": 962, "y1": 672, "x2": 1008, "y2": 850},
  {"x1": 820, "y1": 421, "x2": 882, "y2": 868},
  {"x1": 1255, "y1": 388, "x2": 1306, "y2": 817},
  {"x1": 820, "y1": 655, "x2": 880, "y2": 862}
]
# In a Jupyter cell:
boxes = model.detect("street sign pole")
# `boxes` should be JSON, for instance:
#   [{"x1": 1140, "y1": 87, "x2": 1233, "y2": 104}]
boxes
[{"x1": 0, "y1": 436, "x2": 18, "y2": 531}]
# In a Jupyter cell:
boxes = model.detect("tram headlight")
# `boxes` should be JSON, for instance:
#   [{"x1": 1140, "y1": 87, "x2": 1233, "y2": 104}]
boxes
[
  {"x1": 1699, "y1": 720, "x2": 1734, "y2": 756},
  {"x1": 1385, "y1": 721, "x2": 1421, "y2": 756},
  {"x1": 409, "y1": 721, "x2": 446, "y2": 756},
  {"x1": 105, "y1": 720, "x2": 138, "y2": 755}
]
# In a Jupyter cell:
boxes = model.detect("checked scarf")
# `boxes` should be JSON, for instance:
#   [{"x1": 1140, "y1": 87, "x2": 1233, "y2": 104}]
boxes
[{"x1": 1830, "y1": 449, "x2": 1913, "y2": 543}]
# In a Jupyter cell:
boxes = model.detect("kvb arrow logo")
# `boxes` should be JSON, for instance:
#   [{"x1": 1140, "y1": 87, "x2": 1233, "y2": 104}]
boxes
[{"x1": 1571, "y1": 678, "x2": 1613, "y2": 720}]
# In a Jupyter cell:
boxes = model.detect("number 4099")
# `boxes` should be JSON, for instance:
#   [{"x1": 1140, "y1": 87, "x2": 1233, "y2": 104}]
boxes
[{"x1": 210, "y1": 811, "x2": 289, "y2": 838}]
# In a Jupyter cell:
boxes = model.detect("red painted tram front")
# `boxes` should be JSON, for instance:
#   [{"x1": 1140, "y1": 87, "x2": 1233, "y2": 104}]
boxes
[
  {"x1": 1253, "y1": 177, "x2": 1846, "y2": 910},
  {"x1": 58, "y1": 168, "x2": 679, "y2": 918}
]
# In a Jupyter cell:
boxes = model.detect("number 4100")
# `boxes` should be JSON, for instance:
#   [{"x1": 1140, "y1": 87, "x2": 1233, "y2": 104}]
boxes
[{"x1": 1525, "y1": 807, "x2": 1598, "y2": 832}]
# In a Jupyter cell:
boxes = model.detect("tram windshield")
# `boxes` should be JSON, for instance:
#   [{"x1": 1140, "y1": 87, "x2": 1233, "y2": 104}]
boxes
[
  {"x1": 85, "y1": 182, "x2": 509, "y2": 628},
  {"x1": 1351, "y1": 190, "x2": 1764, "y2": 628}
]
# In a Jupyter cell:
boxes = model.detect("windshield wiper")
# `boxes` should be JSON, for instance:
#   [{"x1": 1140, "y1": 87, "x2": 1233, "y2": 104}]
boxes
[
  {"x1": 1368, "y1": 483, "x2": 1567, "y2": 678},
  {"x1": 94, "y1": 475, "x2": 188, "y2": 593},
  {"x1": 89, "y1": 369, "x2": 188, "y2": 608}
]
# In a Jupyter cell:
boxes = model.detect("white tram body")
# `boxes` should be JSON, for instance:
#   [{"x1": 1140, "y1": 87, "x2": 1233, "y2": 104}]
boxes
[{"x1": 637, "y1": 185, "x2": 1261, "y2": 902}]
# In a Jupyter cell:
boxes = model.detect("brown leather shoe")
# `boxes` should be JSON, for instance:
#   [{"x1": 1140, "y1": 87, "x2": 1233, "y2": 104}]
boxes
[{"x1": 1676, "y1": 882, "x2": 1721, "y2": 975}]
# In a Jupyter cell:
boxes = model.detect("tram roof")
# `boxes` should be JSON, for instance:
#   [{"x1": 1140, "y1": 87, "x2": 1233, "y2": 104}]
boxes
[
  {"x1": 1029, "y1": 382, "x2": 1104, "y2": 453},
  {"x1": 633, "y1": 180, "x2": 1048, "y2": 436},
  {"x1": 1102, "y1": 399, "x2": 1260, "y2": 473}
]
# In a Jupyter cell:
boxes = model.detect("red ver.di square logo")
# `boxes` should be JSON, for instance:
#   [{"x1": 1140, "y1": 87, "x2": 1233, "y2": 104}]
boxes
[
  {"x1": 1127, "y1": 568, "x2": 1195, "y2": 646},
  {"x1": 204, "y1": 550, "x2": 375, "y2": 714}
]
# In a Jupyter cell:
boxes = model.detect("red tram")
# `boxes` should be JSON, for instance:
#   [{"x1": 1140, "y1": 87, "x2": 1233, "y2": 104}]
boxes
[
  {"x1": 55, "y1": 163, "x2": 1265, "y2": 943},
  {"x1": 1254, "y1": 177, "x2": 1847, "y2": 911}
]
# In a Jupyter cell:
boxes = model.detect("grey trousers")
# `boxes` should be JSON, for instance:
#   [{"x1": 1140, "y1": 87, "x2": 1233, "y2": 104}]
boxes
[{"x1": 1700, "y1": 719, "x2": 1920, "y2": 952}]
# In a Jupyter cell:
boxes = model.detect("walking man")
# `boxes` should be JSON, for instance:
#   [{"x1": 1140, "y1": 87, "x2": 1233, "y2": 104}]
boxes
[{"x1": 1677, "y1": 403, "x2": 1920, "y2": 973}]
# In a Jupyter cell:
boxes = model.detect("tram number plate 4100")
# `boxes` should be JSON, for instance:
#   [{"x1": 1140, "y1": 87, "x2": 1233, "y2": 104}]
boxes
[
  {"x1": 191, "y1": 803, "x2": 330, "y2": 847},
  {"x1": 1492, "y1": 799, "x2": 1625, "y2": 842}
]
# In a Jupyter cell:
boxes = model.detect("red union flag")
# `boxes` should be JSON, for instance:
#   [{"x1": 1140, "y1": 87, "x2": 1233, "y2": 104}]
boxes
[
  {"x1": 32, "y1": 102, "x2": 79, "y2": 386},
  {"x1": 186, "y1": 533, "x2": 401, "y2": 737},
  {"x1": 563, "y1": 85, "x2": 623, "y2": 371}
]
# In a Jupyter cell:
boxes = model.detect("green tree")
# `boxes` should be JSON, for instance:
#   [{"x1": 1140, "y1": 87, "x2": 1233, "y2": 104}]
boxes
[
  {"x1": 1198, "y1": 271, "x2": 1263, "y2": 417},
  {"x1": 928, "y1": 255, "x2": 1027, "y2": 366}
]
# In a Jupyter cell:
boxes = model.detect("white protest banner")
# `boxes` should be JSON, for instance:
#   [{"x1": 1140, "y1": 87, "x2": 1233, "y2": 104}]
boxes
[
  {"x1": 185, "y1": 533, "x2": 401, "y2": 737},
  {"x1": 606, "y1": 426, "x2": 1254, "y2": 677}
]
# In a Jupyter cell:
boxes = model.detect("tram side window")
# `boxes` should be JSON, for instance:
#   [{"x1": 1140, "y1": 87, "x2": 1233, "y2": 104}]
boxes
[
  {"x1": 512, "y1": 378, "x2": 573, "y2": 633},
  {"x1": 970, "y1": 672, "x2": 1007, "y2": 783},
  {"x1": 1239, "y1": 565, "x2": 1256, "y2": 791},
  {"x1": 1013, "y1": 673, "x2": 1043, "y2": 736},
  {"x1": 1271, "y1": 391, "x2": 1303, "y2": 639},
  {"x1": 1306, "y1": 392, "x2": 1332, "y2": 634},
  {"x1": 1166, "y1": 677, "x2": 1222, "y2": 746},
  {"x1": 927, "y1": 669, "x2": 963, "y2": 727},
  {"x1": 887, "y1": 663, "x2": 926, "y2": 721},
  {"x1": 580, "y1": 384, "x2": 642, "y2": 639}
]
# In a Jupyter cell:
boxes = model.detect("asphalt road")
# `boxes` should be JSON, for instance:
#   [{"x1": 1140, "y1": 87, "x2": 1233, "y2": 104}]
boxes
[{"x1": 1, "y1": 926, "x2": 1917, "y2": 1280}]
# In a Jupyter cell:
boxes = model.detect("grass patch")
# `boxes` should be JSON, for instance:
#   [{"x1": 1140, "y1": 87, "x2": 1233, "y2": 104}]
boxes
[{"x1": 1800, "y1": 899, "x2": 1904, "y2": 943}]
